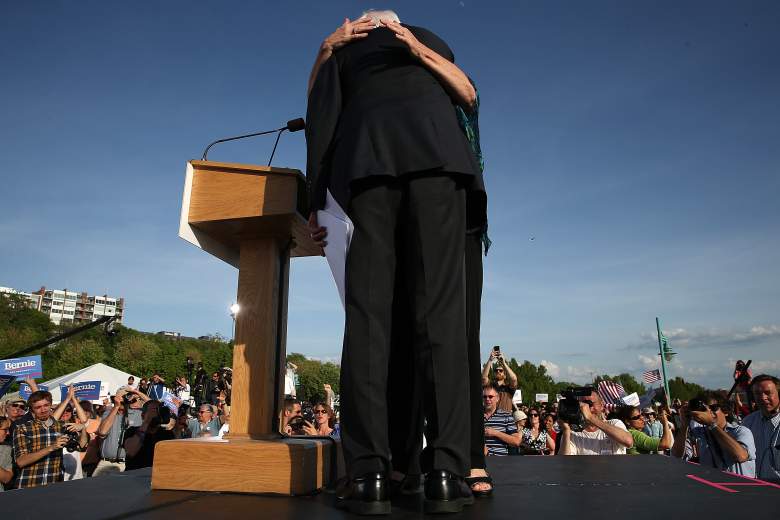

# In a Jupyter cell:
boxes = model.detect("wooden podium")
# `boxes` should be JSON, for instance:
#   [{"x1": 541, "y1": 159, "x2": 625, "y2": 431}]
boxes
[{"x1": 151, "y1": 160, "x2": 339, "y2": 495}]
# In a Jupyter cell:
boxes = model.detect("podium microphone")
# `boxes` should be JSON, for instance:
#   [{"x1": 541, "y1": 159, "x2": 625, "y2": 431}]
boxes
[{"x1": 200, "y1": 118, "x2": 306, "y2": 165}]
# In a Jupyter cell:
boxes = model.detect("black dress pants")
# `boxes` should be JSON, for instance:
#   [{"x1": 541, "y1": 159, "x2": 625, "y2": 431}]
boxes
[
  {"x1": 387, "y1": 225, "x2": 486, "y2": 475},
  {"x1": 340, "y1": 172, "x2": 470, "y2": 478}
]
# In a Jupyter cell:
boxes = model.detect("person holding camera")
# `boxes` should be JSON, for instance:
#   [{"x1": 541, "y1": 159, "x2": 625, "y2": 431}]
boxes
[
  {"x1": 12, "y1": 390, "x2": 88, "y2": 488},
  {"x1": 481, "y1": 347, "x2": 518, "y2": 413},
  {"x1": 672, "y1": 394, "x2": 755, "y2": 477},
  {"x1": 557, "y1": 389, "x2": 633, "y2": 455},
  {"x1": 123, "y1": 400, "x2": 174, "y2": 470},
  {"x1": 302, "y1": 402, "x2": 340, "y2": 439},
  {"x1": 51, "y1": 385, "x2": 91, "y2": 481},
  {"x1": 281, "y1": 398, "x2": 303, "y2": 435},
  {"x1": 207, "y1": 372, "x2": 225, "y2": 406},
  {"x1": 92, "y1": 387, "x2": 149, "y2": 477}
]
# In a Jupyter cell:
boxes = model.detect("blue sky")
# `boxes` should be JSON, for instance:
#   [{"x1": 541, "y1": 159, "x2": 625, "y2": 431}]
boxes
[{"x1": 1, "y1": 1, "x2": 778, "y2": 390}]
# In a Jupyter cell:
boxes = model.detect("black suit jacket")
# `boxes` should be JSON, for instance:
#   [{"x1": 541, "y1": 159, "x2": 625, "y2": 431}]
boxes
[{"x1": 305, "y1": 25, "x2": 483, "y2": 213}]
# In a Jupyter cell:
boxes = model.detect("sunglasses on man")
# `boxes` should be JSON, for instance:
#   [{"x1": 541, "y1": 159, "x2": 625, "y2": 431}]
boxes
[{"x1": 9, "y1": 403, "x2": 27, "y2": 409}]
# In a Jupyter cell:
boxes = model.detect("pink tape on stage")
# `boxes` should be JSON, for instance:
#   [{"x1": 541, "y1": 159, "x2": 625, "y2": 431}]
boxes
[{"x1": 686, "y1": 474, "x2": 738, "y2": 493}]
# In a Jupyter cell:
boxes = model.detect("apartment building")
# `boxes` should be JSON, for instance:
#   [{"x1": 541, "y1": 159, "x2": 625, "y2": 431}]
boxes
[{"x1": 1, "y1": 285, "x2": 124, "y2": 325}]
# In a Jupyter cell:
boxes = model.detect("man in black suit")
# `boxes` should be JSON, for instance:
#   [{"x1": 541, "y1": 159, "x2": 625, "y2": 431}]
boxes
[{"x1": 306, "y1": 10, "x2": 484, "y2": 515}]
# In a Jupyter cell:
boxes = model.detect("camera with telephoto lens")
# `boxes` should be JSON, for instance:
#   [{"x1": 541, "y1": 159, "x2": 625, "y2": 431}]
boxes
[
  {"x1": 287, "y1": 416, "x2": 308, "y2": 436},
  {"x1": 61, "y1": 429, "x2": 82, "y2": 451},
  {"x1": 150, "y1": 406, "x2": 172, "y2": 428},
  {"x1": 688, "y1": 398, "x2": 708, "y2": 413},
  {"x1": 558, "y1": 386, "x2": 594, "y2": 432},
  {"x1": 219, "y1": 367, "x2": 232, "y2": 384},
  {"x1": 301, "y1": 402, "x2": 315, "y2": 425}
]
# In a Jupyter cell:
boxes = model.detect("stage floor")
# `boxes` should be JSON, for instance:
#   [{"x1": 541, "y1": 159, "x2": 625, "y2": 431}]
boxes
[{"x1": 2, "y1": 456, "x2": 778, "y2": 519}]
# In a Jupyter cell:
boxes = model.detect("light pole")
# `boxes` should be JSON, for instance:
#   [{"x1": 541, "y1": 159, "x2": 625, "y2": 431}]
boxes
[{"x1": 229, "y1": 303, "x2": 240, "y2": 343}]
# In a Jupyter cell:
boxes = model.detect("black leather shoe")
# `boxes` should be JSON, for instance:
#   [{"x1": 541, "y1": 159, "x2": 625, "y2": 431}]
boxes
[
  {"x1": 335, "y1": 473, "x2": 391, "y2": 516},
  {"x1": 424, "y1": 470, "x2": 466, "y2": 514}
]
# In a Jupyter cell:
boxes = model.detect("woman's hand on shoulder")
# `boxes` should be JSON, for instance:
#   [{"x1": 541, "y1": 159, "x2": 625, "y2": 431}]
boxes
[{"x1": 322, "y1": 17, "x2": 376, "y2": 54}]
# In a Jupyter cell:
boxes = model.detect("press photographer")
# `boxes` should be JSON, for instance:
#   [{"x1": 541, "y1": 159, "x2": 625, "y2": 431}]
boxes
[
  {"x1": 192, "y1": 362, "x2": 208, "y2": 407},
  {"x1": 219, "y1": 367, "x2": 232, "y2": 406},
  {"x1": 204, "y1": 369, "x2": 232, "y2": 407},
  {"x1": 672, "y1": 394, "x2": 755, "y2": 476},
  {"x1": 557, "y1": 387, "x2": 633, "y2": 455},
  {"x1": 123, "y1": 400, "x2": 174, "y2": 470},
  {"x1": 93, "y1": 387, "x2": 149, "y2": 477}
]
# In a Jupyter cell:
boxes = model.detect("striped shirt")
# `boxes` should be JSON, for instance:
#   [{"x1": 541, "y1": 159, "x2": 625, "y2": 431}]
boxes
[
  {"x1": 484, "y1": 409, "x2": 518, "y2": 456},
  {"x1": 742, "y1": 410, "x2": 780, "y2": 482},
  {"x1": 12, "y1": 417, "x2": 66, "y2": 488}
]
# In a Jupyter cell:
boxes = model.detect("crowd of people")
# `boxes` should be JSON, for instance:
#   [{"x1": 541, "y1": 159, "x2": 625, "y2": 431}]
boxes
[
  {"x1": 0, "y1": 372, "x2": 336, "y2": 492},
  {"x1": 1, "y1": 363, "x2": 778, "y2": 493},
  {"x1": 480, "y1": 359, "x2": 780, "y2": 484}
]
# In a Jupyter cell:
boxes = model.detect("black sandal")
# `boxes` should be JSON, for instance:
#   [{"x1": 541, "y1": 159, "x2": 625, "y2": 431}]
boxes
[{"x1": 464, "y1": 474, "x2": 493, "y2": 497}]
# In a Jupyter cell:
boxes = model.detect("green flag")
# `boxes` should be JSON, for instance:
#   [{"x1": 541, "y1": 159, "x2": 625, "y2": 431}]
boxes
[{"x1": 660, "y1": 332, "x2": 676, "y2": 362}]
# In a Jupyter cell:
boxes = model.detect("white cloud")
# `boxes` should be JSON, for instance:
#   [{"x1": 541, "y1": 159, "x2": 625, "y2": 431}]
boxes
[
  {"x1": 750, "y1": 360, "x2": 780, "y2": 373},
  {"x1": 565, "y1": 365, "x2": 597, "y2": 383},
  {"x1": 628, "y1": 324, "x2": 780, "y2": 350},
  {"x1": 638, "y1": 354, "x2": 658, "y2": 370},
  {"x1": 540, "y1": 360, "x2": 560, "y2": 378}
]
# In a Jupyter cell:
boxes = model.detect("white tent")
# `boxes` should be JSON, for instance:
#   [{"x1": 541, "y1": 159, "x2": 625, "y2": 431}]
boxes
[{"x1": 38, "y1": 363, "x2": 139, "y2": 404}]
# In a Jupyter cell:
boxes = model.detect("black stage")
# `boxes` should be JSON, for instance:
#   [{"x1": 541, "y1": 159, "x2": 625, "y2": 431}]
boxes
[{"x1": 3, "y1": 456, "x2": 778, "y2": 519}]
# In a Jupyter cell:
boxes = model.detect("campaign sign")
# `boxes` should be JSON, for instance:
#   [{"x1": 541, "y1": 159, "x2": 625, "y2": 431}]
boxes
[
  {"x1": 161, "y1": 391, "x2": 180, "y2": 415},
  {"x1": 60, "y1": 381, "x2": 101, "y2": 401},
  {"x1": 0, "y1": 375, "x2": 16, "y2": 398},
  {"x1": 535, "y1": 393, "x2": 549, "y2": 403},
  {"x1": 20, "y1": 383, "x2": 49, "y2": 400},
  {"x1": 0, "y1": 355, "x2": 43, "y2": 379}
]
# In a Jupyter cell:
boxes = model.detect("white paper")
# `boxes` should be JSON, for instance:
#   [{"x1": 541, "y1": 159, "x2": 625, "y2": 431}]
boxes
[
  {"x1": 622, "y1": 392, "x2": 640, "y2": 407},
  {"x1": 317, "y1": 190, "x2": 354, "y2": 308}
]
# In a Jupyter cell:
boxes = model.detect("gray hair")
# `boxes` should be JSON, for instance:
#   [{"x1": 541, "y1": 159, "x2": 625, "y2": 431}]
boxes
[{"x1": 360, "y1": 9, "x2": 400, "y2": 26}]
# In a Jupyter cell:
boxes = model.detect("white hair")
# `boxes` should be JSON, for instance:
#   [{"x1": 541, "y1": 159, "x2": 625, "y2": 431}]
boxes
[{"x1": 360, "y1": 9, "x2": 400, "y2": 25}]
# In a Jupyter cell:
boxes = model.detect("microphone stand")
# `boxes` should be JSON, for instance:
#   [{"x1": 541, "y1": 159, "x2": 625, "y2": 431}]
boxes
[{"x1": 200, "y1": 118, "x2": 305, "y2": 164}]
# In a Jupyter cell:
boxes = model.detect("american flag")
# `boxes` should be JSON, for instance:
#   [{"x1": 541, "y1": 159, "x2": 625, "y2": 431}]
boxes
[
  {"x1": 643, "y1": 369, "x2": 661, "y2": 384},
  {"x1": 597, "y1": 380, "x2": 626, "y2": 411}
]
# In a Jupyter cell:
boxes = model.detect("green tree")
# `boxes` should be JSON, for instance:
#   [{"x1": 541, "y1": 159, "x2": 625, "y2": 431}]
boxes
[
  {"x1": 505, "y1": 358, "x2": 557, "y2": 405},
  {"x1": 113, "y1": 336, "x2": 160, "y2": 377},
  {"x1": 665, "y1": 376, "x2": 708, "y2": 402},
  {"x1": 0, "y1": 293, "x2": 54, "y2": 357},
  {"x1": 43, "y1": 338, "x2": 107, "y2": 379},
  {"x1": 287, "y1": 353, "x2": 340, "y2": 403}
]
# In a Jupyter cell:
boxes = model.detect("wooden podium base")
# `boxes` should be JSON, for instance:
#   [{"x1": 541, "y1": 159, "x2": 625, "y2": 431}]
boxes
[{"x1": 151, "y1": 436, "x2": 343, "y2": 495}]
